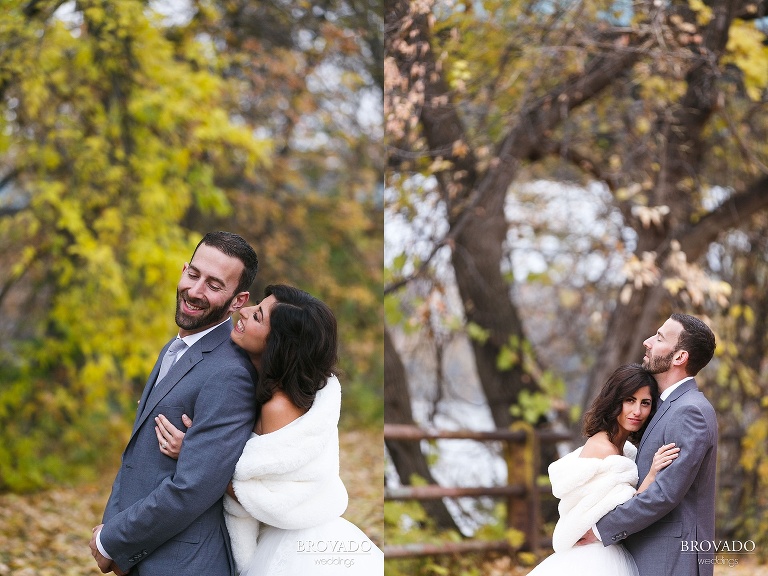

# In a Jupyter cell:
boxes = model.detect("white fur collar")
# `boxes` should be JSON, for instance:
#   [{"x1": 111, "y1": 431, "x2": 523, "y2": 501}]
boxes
[
  {"x1": 548, "y1": 442, "x2": 639, "y2": 552},
  {"x1": 224, "y1": 375, "x2": 348, "y2": 574}
]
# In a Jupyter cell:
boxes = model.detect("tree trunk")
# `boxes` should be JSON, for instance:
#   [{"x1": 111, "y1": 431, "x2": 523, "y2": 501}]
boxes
[
  {"x1": 386, "y1": 0, "x2": 645, "y2": 428},
  {"x1": 384, "y1": 326, "x2": 461, "y2": 532},
  {"x1": 582, "y1": 0, "x2": 743, "y2": 407},
  {"x1": 450, "y1": 189, "x2": 535, "y2": 428}
]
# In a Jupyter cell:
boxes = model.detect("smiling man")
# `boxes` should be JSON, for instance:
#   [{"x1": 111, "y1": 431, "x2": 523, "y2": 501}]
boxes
[
  {"x1": 90, "y1": 231, "x2": 260, "y2": 576},
  {"x1": 579, "y1": 313, "x2": 718, "y2": 576}
]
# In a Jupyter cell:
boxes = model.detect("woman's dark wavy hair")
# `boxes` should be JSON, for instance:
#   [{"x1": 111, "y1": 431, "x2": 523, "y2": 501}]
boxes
[
  {"x1": 257, "y1": 284, "x2": 338, "y2": 410},
  {"x1": 582, "y1": 363, "x2": 658, "y2": 445}
]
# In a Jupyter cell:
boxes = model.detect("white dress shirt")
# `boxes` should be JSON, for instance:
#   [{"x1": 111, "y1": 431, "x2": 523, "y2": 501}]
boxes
[{"x1": 659, "y1": 376, "x2": 692, "y2": 402}]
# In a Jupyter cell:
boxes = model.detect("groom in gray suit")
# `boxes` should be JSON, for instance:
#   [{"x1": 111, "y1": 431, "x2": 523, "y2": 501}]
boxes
[
  {"x1": 581, "y1": 313, "x2": 717, "y2": 576},
  {"x1": 89, "y1": 231, "x2": 259, "y2": 575}
]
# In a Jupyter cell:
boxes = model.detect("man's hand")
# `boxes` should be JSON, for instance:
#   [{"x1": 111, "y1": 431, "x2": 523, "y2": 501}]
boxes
[
  {"x1": 90, "y1": 525, "x2": 132, "y2": 574},
  {"x1": 90, "y1": 525, "x2": 113, "y2": 573},
  {"x1": 575, "y1": 528, "x2": 599, "y2": 546}
]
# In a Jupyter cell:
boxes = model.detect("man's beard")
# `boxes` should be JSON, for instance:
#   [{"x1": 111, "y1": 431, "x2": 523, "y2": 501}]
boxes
[
  {"x1": 175, "y1": 288, "x2": 234, "y2": 331},
  {"x1": 643, "y1": 349, "x2": 675, "y2": 374}
]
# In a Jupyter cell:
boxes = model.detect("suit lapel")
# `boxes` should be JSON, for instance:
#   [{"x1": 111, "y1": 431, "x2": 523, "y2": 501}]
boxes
[
  {"x1": 638, "y1": 401, "x2": 670, "y2": 454},
  {"x1": 131, "y1": 320, "x2": 233, "y2": 439},
  {"x1": 638, "y1": 378, "x2": 698, "y2": 454},
  {"x1": 131, "y1": 341, "x2": 171, "y2": 435},
  {"x1": 138, "y1": 346, "x2": 202, "y2": 420}
]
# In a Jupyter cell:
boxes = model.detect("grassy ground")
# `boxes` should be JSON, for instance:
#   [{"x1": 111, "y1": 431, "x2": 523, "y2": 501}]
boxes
[{"x1": 0, "y1": 429, "x2": 383, "y2": 576}]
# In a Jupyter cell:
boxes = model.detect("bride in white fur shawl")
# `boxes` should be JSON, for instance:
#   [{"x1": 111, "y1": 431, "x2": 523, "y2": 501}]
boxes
[
  {"x1": 527, "y1": 364, "x2": 680, "y2": 576},
  {"x1": 158, "y1": 285, "x2": 383, "y2": 576}
]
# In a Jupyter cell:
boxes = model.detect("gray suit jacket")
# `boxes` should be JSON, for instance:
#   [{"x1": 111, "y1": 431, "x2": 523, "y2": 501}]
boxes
[
  {"x1": 101, "y1": 320, "x2": 258, "y2": 575},
  {"x1": 596, "y1": 379, "x2": 718, "y2": 576}
]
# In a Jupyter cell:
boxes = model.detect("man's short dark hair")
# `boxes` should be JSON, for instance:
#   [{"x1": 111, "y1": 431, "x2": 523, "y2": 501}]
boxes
[
  {"x1": 192, "y1": 231, "x2": 258, "y2": 295},
  {"x1": 671, "y1": 313, "x2": 716, "y2": 375}
]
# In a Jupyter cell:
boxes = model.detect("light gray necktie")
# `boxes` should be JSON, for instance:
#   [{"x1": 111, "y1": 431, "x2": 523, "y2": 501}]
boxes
[{"x1": 155, "y1": 338, "x2": 187, "y2": 386}]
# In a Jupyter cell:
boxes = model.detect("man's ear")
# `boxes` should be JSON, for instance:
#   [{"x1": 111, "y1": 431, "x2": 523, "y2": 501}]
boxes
[
  {"x1": 230, "y1": 291, "x2": 250, "y2": 311},
  {"x1": 674, "y1": 349, "x2": 688, "y2": 366}
]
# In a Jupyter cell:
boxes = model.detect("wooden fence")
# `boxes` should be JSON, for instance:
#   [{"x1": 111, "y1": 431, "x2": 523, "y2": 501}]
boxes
[{"x1": 384, "y1": 422, "x2": 574, "y2": 559}]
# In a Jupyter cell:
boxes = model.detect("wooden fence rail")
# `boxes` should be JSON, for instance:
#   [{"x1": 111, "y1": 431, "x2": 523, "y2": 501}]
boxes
[{"x1": 384, "y1": 423, "x2": 573, "y2": 560}]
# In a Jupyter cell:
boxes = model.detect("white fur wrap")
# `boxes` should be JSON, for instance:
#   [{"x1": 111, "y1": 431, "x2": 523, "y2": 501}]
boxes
[
  {"x1": 549, "y1": 442, "x2": 638, "y2": 553},
  {"x1": 223, "y1": 375, "x2": 349, "y2": 574}
]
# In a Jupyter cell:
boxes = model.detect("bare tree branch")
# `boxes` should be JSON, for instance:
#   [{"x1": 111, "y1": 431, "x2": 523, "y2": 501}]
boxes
[{"x1": 675, "y1": 175, "x2": 768, "y2": 261}]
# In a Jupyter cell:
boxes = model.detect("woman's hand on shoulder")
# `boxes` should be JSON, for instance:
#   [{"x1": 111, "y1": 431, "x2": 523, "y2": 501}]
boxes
[
  {"x1": 259, "y1": 391, "x2": 306, "y2": 434},
  {"x1": 637, "y1": 442, "x2": 679, "y2": 494},
  {"x1": 650, "y1": 442, "x2": 679, "y2": 473},
  {"x1": 579, "y1": 432, "x2": 621, "y2": 459}
]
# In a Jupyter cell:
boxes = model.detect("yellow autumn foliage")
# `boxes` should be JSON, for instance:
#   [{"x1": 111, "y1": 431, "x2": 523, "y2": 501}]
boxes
[
  {"x1": 0, "y1": 0, "x2": 271, "y2": 492},
  {"x1": 1, "y1": 0, "x2": 383, "y2": 495},
  {"x1": 724, "y1": 19, "x2": 768, "y2": 101}
]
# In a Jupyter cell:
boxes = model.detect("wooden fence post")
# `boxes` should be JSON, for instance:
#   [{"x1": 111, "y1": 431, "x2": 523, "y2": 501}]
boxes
[{"x1": 507, "y1": 421, "x2": 541, "y2": 553}]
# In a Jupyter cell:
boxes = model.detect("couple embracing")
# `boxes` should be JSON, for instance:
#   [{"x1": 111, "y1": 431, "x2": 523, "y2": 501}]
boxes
[
  {"x1": 89, "y1": 231, "x2": 383, "y2": 575},
  {"x1": 529, "y1": 313, "x2": 718, "y2": 576}
]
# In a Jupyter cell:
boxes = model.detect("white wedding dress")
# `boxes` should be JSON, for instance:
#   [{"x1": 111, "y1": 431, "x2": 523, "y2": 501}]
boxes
[
  {"x1": 242, "y1": 518, "x2": 383, "y2": 576},
  {"x1": 223, "y1": 376, "x2": 383, "y2": 575},
  {"x1": 527, "y1": 541, "x2": 638, "y2": 576},
  {"x1": 527, "y1": 443, "x2": 640, "y2": 576}
]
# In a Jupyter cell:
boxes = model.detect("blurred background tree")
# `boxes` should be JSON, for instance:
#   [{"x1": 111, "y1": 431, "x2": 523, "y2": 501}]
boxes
[
  {"x1": 384, "y1": 0, "x2": 768, "y2": 565},
  {"x1": 0, "y1": 0, "x2": 382, "y2": 493}
]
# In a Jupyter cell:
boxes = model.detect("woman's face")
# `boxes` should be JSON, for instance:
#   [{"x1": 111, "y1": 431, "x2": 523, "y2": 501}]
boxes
[
  {"x1": 617, "y1": 385, "x2": 653, "y2": 434},
  {"x1": 231, "y1": 295, "x2": 278, "y2": 362}
]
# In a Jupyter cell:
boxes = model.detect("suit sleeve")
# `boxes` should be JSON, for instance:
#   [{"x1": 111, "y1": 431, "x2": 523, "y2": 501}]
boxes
[
  {"x1": 595, "y1": 403, "x2": 714, "y2": 544},
  {"x1": 100, "y1": 362, "x2": 256, "y2": 569}
]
